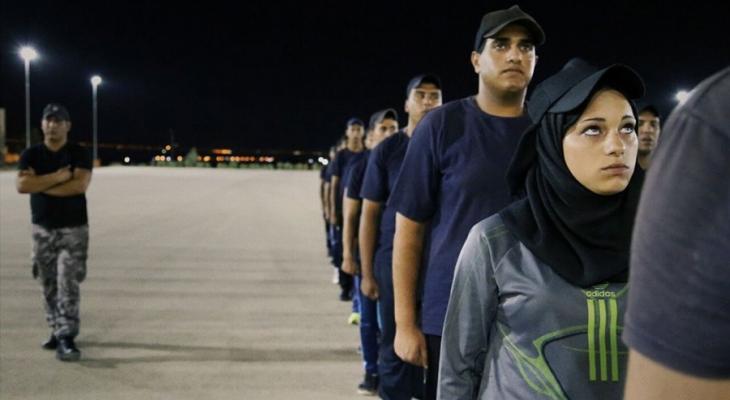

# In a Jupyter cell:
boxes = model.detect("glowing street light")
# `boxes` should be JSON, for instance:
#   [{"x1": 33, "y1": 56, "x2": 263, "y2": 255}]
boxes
[
  {"x1": 91, "y1": 75, "x2": 102, "y2": 163},
  {"x1": 675, "y1": 90, "x2": 690, "y2": 105},
  {"x1": 19, "y1": 46, "x2": 39, "y2": 149}
]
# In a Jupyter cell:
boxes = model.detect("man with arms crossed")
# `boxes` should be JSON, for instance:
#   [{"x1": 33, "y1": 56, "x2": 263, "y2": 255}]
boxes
[{"x1": 16, "y1": 103, "x2": 93, "y2": 362}]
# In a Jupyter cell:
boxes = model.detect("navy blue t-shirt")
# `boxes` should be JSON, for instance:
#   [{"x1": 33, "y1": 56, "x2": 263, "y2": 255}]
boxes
[
  {"x1": 623, "y1": 67, "x2": 730, "y2": 378},
  {"x1": 361, "y1": 131, "x2": 410, "y2": 270},
  {"x1": 345, "y1": 150, "x2": 370, "y2": 201},
  {"x1": 18, "y1": 142, "x2": 93, "y2": 229},
  {"x1": 388, "y1": 97, "x2": 530, "y2": 336},
  {"x1": 331, "y1": 148, "x2": 365, "y2": 222}
]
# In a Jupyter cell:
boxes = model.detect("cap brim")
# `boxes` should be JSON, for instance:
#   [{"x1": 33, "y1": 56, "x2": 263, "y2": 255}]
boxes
[
  {"x1": 42, "y1": 113, "x2": 70, "y2": 121},
  {"x1": 484, "y1": 18, "x2": 546, "y2": 46},
  {"x1": 550, "y1": 64, "x2": 645, "y2": 114}
]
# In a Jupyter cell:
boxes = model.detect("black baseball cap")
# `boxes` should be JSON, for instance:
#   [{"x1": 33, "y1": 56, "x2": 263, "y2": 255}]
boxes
[
  {"x1": 527, "y1": 58, "x2": 645, "y2": 124},
  {"x1": 369, "y1": 108, "x2": 399, "y2": 130},
  {"x1": 406, "y1": 74, "x2": 441, "y2": 97},
  {"x1": 474, "y1": 5, "x2": 545, "y2": 52},
  {"x1": 42, "y1": 103, "x2": 71, "y2": 121},
  {"x1": 346, "y1": 117, "x2": 364, "y2": 127}
]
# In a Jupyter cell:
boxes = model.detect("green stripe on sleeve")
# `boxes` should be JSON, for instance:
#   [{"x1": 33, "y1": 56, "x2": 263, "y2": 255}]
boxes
[
  {"x1": 609, "y1": 298, "x2": 619, "y2": 382},
  {"x1": 587, "y1": 299, "x2": 596, "y2": 381},
  {"x1": 599, "y1": 299, "x2": 608, "y2": 381}
]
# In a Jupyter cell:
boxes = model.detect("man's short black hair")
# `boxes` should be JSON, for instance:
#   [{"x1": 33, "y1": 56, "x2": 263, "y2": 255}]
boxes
[{"x1": 639, "y1": 105, "x2": 661, "y2": 119}]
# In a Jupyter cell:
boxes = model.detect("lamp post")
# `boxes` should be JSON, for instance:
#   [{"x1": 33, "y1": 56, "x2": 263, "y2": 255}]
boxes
[
  {"x1": 91, "y1": 75, "x2": 102, "y2": 163},
  {"x1": 19, "y1": 46, "x2": 39, "y2": 149}
]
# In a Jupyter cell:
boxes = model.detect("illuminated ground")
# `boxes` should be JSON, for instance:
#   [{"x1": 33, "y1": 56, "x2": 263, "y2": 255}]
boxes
[{"x1": 0, "y1": 166, "x2": 366, "y2": 400}]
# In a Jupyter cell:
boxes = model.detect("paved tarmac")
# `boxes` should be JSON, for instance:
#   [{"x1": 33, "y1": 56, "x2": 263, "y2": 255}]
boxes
[{"x1": 0, "y1": 166, "x2": 368, "y2": 399}]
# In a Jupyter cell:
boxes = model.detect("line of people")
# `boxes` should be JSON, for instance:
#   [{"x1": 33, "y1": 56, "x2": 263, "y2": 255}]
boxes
[{"x1": 318, "y1": 4, "x2": 729, "y2": 400}]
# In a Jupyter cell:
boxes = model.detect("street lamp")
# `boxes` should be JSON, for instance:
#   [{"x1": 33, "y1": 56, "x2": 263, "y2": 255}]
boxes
[
  {"x1": 675, "y1": 89, "x2": 690, "y2": 105},
  {"x1": 91, "y1": 75, "x2": 102, "y2": 163},
  {"x1": 19, "y1": 46, "x2": 39, "y2": 149}
]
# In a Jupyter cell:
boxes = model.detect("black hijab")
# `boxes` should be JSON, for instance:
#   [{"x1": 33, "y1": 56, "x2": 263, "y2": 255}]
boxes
[{"x1": 500, "y1": 59, "x2": 645, "y2": 287}]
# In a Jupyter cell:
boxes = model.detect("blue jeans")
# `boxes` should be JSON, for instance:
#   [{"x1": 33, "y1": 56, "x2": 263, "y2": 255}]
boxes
[
  {"x1": 355, "y1": 275, "x2": 379, "y2": 375},
  {"x1": 329, "y1": 225, "x2": 352, "y2": 294},
  {"x1": 376, "y1": 262, "x2": 424, "y2": 400}
]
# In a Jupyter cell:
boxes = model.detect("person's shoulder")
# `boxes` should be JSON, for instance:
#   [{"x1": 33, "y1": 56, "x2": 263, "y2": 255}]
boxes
[
  {"x1": 377, "y1": 131, "x2": 407, "y2": 152},
  {"x1": 679, "y1": 67, "x2": 730, "y2": 135},
  {"x1": 411, "y1": 98, "x2": 473, "y2": 143},
  {"x1": 421, "y1": 97, "x2": 472, "y2": 123},
  {"x1": 20, "y1": 144, "x2": 45, "y2": 160},
  {"x1": 469, "y1": 214, "x2": 521, "y2": 261},
  {"x1": 29, "y1": 143, "x2": 48, "y2": 153}
]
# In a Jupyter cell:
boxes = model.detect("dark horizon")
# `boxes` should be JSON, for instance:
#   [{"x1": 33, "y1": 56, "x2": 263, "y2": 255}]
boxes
[{"x1": 1, "y1": 1, "x2": 728, "y2": 153}]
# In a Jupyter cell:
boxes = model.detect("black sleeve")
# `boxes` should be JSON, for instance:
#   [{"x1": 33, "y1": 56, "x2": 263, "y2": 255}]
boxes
[
  {"x1": 18, "y1": 148, "x2": 32, "y2": 170},
  {"x1": 623, "y1": 89, "x2": 730, "y2": 378}
]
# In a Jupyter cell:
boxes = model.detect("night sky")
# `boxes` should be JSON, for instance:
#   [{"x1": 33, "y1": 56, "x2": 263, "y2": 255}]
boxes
[{"x1": 1, "y1": 0, "x2": 728, "y2": 153}]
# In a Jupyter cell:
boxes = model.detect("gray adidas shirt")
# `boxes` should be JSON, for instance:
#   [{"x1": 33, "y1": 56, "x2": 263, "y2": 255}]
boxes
[{"x1": 438, "y1": 214, "x2": 628, "y2": 400}]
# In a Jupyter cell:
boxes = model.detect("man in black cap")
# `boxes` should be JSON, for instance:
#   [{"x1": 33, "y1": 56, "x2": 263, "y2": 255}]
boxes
[
  {"x1": 636, "y1": 105, "x2": 661, "y2": 170},
  {"x1": 341, "y1": 108, "x2": 399, "y2": 395},
  {"x1": 360, "y1": 74, "x2": 442, "y2": 399},
  {"x1": 329, "y1": 118, "x2": 365, "y2": 301},
  {"x1": 387, "y1": 5, "x2": 544, "y2": 398},
  {"x1": 16, "y1": 103, "x2": 93, "y2": 362}
]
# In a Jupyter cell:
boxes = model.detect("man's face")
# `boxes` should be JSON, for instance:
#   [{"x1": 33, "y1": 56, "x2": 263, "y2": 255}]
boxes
[
  {"x1": 471, "y1": 24, "x2": 537, "y2": 96},
  {"x1": 405, "y1": 83, "x2": 442, "y2": 123},
  {"x1": 41, "y1": 117, "x2": 71, "y2": 144},
  {"x1": 371, "y1": 118, "x2": 399, "y2": 146},
  {"x1": 345, "y1": 124, "x2": 365, "y2": 141},
  {"x1": 637, "y1": 111, "x2": 661, "y2": 156}
]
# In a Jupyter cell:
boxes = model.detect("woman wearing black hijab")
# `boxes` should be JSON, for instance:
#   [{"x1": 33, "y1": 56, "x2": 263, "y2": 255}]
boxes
[{"x1": 437, "y1": 58, "x2": 645, "y2": 400}]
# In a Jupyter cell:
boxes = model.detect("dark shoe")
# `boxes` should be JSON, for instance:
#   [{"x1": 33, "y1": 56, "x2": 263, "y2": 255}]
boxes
[
  {"x1": 41, "y1": 334, "x2": 58, "y2": 350},
  {"x1": 357, "y1": 373, "x2": 378, "y2": 396},
  {"x1": 56, "y1": 337, "x2": 81, "y2": 362},
  {"x1": 339, "y1": 290, "x2": 352, "y2": 302}
]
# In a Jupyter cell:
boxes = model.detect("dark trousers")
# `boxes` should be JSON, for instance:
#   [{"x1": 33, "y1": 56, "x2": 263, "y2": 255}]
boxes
[
  {"x1": 324, "y1": 220, "x2": 332, "y2": 258},
  {"x1": 355, "y1": 275, "x2": 380, "y2": 375},
  {"x1": 425, "y1": 334, "x2": 441, "y2": 400},
  {"x1": 330, "y1": 225, "x2": 352, "y2": 294},
  {"x1": 376, "y1": 262, "x2": 424, "y2": 400}
]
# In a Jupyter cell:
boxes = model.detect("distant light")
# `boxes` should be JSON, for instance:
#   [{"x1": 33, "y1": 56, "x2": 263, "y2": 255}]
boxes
[
  {"x1": 19, "y1": 46, "x2": 39, "y2": 62},
  {"x1": 177, "y1": 156, "x2": 183, "y2": 161},
  {"x1": 91, "y1": 75, "x2": 102, "y2": 87},
  {"x1": 161, "y1": 149, "x2": 167, "y2": 154},
  {"x1": 675, "y1": 90, "x2": 690, "y2": 104},
  {"x1": 165, "y1": 145, "x2": 172, "y2": 150},
  {"x1": 308, "y1": 158, "x2": 314, "y2": 164},
  {"x1": 124, "y1": 157, "x2": 130, "y2": 163},
  {"x1": 166, "y1": 156, "x2": 171, "y2": 162}
]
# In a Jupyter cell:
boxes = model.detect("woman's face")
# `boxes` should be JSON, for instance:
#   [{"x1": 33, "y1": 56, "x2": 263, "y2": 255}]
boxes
[{"x1": 563, "y1": 88, "x2": 638, "y2": 195}]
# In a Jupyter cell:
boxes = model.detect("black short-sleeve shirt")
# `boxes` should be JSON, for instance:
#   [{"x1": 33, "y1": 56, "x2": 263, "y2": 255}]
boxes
[
  {"x1": 623, "y1": 67, "x2": 730, "y2": 378},
  {"x1": 18, "y1": 142, "x2": 93, "y2": 229}
]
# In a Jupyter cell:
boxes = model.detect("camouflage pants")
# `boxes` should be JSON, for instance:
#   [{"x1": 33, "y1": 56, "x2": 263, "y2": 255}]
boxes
[{"x1": 31, "y1": 224, "x2": 89, "y2": 339}]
